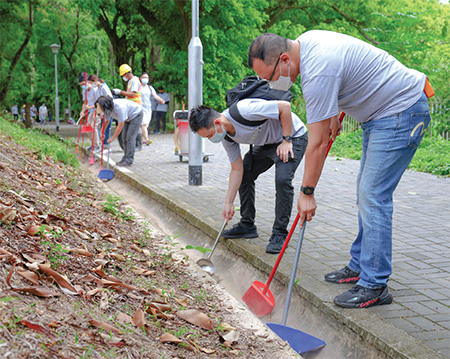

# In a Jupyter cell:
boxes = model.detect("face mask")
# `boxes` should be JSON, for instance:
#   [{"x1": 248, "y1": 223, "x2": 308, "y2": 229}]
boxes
[
  {"x1": 122, "y1": 76, "x2": 129, "y2": 82},
  {"x1": 209, "y1": 124, "x2": 227, "y2": 143},
  {"x1": 141, "y1": 78, "x2": 149, "y2": 84},
  {"x1": 269, "y1": 62, "x2": 294, "y2": 91},
  {"x1": 81, "y1": 85, "x2": 88, "y2": 91}
]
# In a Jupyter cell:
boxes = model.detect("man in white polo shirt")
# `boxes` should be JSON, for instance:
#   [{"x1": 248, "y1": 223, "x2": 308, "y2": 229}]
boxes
[{"x1": 189, "y1": 99, "x2": 307, "y2": 254}]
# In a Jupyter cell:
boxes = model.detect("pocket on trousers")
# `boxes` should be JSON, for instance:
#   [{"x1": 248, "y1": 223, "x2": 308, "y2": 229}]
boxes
[{"x1": 408, "y1": 113, "x2": 430, "y2": 149}]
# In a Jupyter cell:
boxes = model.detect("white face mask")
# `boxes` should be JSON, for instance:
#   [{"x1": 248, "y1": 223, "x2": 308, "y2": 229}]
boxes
[
  {"x1": 209, "y1": 124, "x2": 227, "y2": 143},
  {"x1": 269, "y1": 63, "x2": 294, "y2": 91},
  {"x1": 122, "y1": 75, "x2": 129, "y2": 82},
  {"x1": 141, "y1": 78, "x2": 149, "y2": 84}
]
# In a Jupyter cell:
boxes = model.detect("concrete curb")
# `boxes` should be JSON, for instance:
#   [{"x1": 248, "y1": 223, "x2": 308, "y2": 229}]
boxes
[{"x1": 106, "y1": 158, "x2": 445, "y2": 359}]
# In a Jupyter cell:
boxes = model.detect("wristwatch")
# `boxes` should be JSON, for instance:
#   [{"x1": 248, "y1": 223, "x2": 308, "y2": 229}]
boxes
[
  {"x1": 301, "y1": 186, "x2": 315, "y2": 195},
  {"x1": 282, "y1": 135, "x2": 293, "y2": 142}
]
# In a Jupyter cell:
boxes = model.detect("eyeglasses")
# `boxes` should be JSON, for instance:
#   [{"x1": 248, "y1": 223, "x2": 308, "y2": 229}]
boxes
[{"x1": 268, "y1": 52, "x2": 283, "y2": 81}]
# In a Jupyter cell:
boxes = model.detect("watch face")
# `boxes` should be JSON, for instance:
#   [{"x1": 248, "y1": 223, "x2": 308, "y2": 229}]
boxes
[{"x1": 302, "y1": 186, "x2": 314, "y2": 195}]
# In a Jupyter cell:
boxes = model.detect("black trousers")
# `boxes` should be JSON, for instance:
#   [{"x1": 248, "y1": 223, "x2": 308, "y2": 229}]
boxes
[
  {"x1": 239, "y1": 133, "x2": 308, "y2": 236},
  {"x1": 154, "y1": 111, "x2": 167, "y2": 133}
]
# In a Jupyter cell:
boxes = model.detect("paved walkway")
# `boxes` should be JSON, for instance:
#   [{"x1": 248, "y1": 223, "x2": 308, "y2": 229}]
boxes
[{"x1": 52, "y1": 124, "x2": 449, "y2": 358}]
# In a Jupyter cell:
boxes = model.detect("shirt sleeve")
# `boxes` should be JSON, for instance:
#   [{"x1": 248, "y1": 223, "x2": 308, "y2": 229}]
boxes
[
  {"x1": 128, "y1": 77, "x2": 140, "y2": 93},
  {"x1": 302, "y1": 75, "x2": 340, "y2": 124},
  {"x1": 236, "y1": 99, "x2": 280, "y2": 121},
  {"x1": 221, "y1": 139, "x2": 241, "y2": 164}
]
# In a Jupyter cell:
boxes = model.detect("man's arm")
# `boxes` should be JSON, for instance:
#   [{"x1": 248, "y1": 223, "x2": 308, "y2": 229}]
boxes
[
  {"x1": 297, "y1": 116, "x2": 335, "y2": 226},
  {"x1": 223, "y1": 156, "x2": 244, "y2": 221},
  {"x1": 276, "y1": 101, "x2": 294, "y2": 163},
  {"x1": 152, "y1": 92, "x2": 165, "y2": 104}
]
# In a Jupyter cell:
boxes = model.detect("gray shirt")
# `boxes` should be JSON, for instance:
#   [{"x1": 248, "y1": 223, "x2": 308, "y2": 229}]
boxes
[
  {"x1": 156, "y1": 92, "x2": 170, "y2": 112},
  {"x1": 82, "y1": 86, "x2": 98, "y2": 114},
  {"x1": 96, "y1": 82, "x2": 112, "y2": 100},
  {"x1": 110, "y1": 99, "x2": 142, "y2": 123},
  {"x1": 222, "y1": 99, "x2": 306, "y2": 163},
  {"x1": 298, "y1": 30, "x2": 426, "y2": 124}
]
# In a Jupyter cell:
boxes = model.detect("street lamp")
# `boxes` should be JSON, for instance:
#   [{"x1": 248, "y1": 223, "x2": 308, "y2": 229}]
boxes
[{"x1": 50, "y1": 43, "x2": 61, "y2": 131}]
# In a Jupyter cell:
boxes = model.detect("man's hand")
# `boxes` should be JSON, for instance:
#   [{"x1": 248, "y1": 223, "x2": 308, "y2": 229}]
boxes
[
  {"x1": 329, "y1": 114, "x2": 341, "y2": 141},
  {"x1": 107, "y1": 137, "x2": 114, "y2": 144},
  {"x1": 297, "y1": 193, "x2": 317, "y2": 227},
  {"x1": 223, "y1": 203, "x2": 235, "y2": 221},
  {"x1": 276, "y1": 141, "x2": 294, "y2": 163},
  {"x1": 112, "y1": 89, "x2": 121, "y2": 95}
]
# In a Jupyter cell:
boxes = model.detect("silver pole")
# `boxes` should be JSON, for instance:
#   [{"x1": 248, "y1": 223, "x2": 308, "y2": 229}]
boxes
[
  {"x1": 54, "y1": 52, "x2": 60, "y2": 132},
  {"x1": 188, "y1": 0, "x2": 203, "y2": 185}
]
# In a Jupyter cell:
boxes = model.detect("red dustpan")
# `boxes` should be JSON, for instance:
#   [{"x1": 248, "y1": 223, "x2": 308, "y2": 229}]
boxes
[
  {"x1": 266, "y1": 223, "x2": 326, "y2": 354},
  {"x1": 242, "y1": 213, "x2": 300, "y2": 317}
]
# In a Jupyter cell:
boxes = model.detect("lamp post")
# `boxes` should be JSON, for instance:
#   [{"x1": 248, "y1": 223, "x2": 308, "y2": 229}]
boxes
[{"x1": 50, "y1": 43, "x2": 61, "y2": 131}]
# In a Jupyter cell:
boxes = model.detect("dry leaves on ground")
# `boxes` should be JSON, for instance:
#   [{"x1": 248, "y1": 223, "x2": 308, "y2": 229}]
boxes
[{"x1": 0, "y1": 133, "x2": 292, "y2": 358}]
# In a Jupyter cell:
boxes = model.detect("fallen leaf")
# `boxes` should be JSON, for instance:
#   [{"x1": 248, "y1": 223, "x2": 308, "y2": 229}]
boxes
[
  {"x1": 89, "y1": 319, "x2": 121, "y2": 334},
  {"x1": 38, "y1": 264, "x2": 78, "y2": 295},
  {"x1": 69, "y1": 248, "x2": 94, "y2": 257},
  {"x1": 132, "y1": 267, "x2": 156, "y2": 276},
  {"x1": 99, "y1": 332, "x2": 126, "y2": 347},
  {"x1": 6, "y1": 263, "x2": 60, "y2": 297},
  {"x1": 116, "y1": 312, "x2": 133, "y2": 324},
  {"x1": 92, "y1": 265, "x2": 107, "y2": 278},
  {"x1": 159, "y1": 333, "x2": 183, "y2": 344},
  {"x1": 130, "y1": 244, "x2": 142, "y2": 253},
  {"x1": 175, "y1": 309, "x2": 213, "y2": 330},
  {"x1": 132, "y1": 309, "x2": 146, "y2": 329},
  {"x1": 0, "y1": 206, "x2": 16, "y2": 222},
  {"x1": 20, "y1": 320, "x2": 57, "y2": 340},
  {"x1": 174, "y1": 298, "x2": 189, "y2": 307},
  {"x1": 17, "y1": 268, "x2": 39, "y2": 285},
  {"x1": 27, "y1": 224, "x2": 42, "y2": 236}
]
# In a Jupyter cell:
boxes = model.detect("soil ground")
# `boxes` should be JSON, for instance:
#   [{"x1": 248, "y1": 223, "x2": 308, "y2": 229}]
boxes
[{"x1": 0, "y1": 129, "x2": 298, "y2": 358}]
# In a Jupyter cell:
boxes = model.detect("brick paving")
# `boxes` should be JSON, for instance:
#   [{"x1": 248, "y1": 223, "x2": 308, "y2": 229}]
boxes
[{"x1": 54, "y1": 124, "x2": 449, "y2": 358}]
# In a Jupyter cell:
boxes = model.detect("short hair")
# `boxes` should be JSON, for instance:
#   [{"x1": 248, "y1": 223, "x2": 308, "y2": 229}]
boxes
[
  {"x1": 88, "y1": 74, "x2": 98, "y2": 82},
  {"x1": 158, "y1": 86, "x2": 163, "y2": 91},
  {"x1": 78, "y1": 72, "x2": 87, "y2": 83},
  {"x1": 189, "y1": 105, "x2": 220, "y2": 133},
  {"x1": 248, "y1": 33, "x2": 290, "y2": 68},
  {"x1": 141, "y1": 72, "x2": 149, "y2": 77},
  {"x1": 95, "y1": 96, "x2": 114, "y2": 115}
]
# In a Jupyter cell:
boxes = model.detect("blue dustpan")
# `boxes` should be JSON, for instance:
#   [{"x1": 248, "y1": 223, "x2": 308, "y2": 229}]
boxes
[
  {"x1": 266, "y1": 223, "x2": 326, "y2": 354},
  {"x1": 98, "y1": 144, "x2": 114, "y2": 181}
]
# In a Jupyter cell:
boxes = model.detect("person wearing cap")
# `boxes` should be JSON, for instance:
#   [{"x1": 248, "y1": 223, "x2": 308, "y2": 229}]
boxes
[
  {"x1": 248, "y1": 31, "x2": 433, "y2": 309},
  {"x1": 113, "y1": 64, "x2": 143, "y2": 150}
]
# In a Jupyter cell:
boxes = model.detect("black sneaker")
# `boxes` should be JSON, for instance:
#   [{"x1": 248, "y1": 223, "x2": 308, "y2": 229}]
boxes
[
  {"x1": 325, "y1": 266, "x2": 360, "y2": 284},
  {"x1": 117, "y1": 161, "x2": 131, "y2": 167},
  {"x1": 333, "y1": 285, "x2": 393, "y2": 308},
  {"x1": 222, "y1": 222, "x2": 258, "y2": 239},
  {"x1": 265, "y1": 234, "x2": 286, "y2": 254}
]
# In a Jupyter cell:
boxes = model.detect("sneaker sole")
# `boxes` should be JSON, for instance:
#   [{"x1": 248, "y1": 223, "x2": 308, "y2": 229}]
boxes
[
  {"x1": 334, "y1": 291, "x2": 393, "y2": 309},
  {"x1": 265, "y1": 248, "x2": 282, "y2": 254},
  {"x1": 325, "y1": 276, "x2": 360, "y2": 284},
  {"x1": 222, "y1": 232, "x2": 258, "y2": 239}
]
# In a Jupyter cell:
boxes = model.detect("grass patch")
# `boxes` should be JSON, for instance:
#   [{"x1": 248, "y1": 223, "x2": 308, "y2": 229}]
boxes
[
  {"x1": 329, "y1": 128, "x2": 450, "y2": 176},
  {"x1": 0, "y1": 116, "x2": 79, "y2": 167}
]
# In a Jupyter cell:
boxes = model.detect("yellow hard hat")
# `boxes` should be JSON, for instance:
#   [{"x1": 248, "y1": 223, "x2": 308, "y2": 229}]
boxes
[{"x1": 119, "y1": 64, "x2": 132, "y2": 76}]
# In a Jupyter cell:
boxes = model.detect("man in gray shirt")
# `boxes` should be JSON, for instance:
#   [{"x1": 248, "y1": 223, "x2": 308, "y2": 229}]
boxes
[
  {"x1": 189, "y1": 98, "x2": 308, "y2": 254},
  {"x1": 249, "y1": 30, "x2": 432, "y2": 308}
]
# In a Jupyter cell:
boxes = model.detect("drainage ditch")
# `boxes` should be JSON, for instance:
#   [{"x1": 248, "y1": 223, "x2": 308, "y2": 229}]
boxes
[{"x1": 104, "y1": 176, "x2": 389, "y2": 359}]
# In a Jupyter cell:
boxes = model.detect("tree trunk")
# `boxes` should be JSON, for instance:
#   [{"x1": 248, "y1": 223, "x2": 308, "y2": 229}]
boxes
[{"x1": 0, "y1": 1, "x2": 34, "y2": 103}]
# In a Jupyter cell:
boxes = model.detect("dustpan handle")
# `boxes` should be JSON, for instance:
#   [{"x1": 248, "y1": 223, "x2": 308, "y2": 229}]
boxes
[
  {"x1": 281, "y1": 222, "x2": 306, "y2": 326},
  {"x1": 263, "y1": 213, "x2": 300, "y2": 294}
]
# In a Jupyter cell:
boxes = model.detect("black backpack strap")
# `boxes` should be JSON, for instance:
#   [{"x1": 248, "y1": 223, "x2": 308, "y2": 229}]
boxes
[
  {"x1": 224, "y1": 135, "x2": 234, "y2": 143},
  {"x1": 229, "y1": 102, "x2": 266, "y2": 127}
]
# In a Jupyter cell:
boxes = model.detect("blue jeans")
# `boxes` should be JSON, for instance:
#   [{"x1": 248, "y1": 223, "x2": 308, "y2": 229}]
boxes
[{"x1": 348, "y1": 92, "x2": 431, "y2": 288}]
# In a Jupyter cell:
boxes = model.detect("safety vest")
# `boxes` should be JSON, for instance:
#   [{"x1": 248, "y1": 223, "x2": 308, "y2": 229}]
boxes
[{"x1": 126, "y1": 76, "x2": 142, "y2": 105}]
